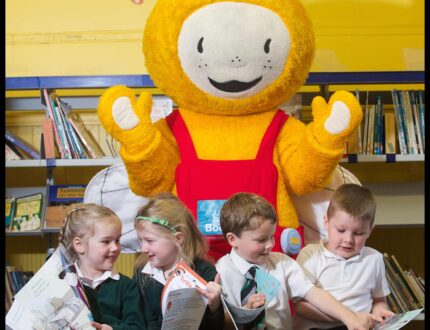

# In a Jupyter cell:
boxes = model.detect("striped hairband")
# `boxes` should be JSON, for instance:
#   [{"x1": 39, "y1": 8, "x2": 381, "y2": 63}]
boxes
[{"x1": 135, "y1": 216, "x2": 177, "y2": 233}]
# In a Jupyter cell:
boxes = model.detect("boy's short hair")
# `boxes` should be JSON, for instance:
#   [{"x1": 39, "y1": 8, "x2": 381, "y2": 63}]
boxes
[
  {"x1": 327, "y1": 183, "x2": 376, "y2": 226},
  {"x1": 220, "y1": 192, "x2": 277, "y2": 238}
]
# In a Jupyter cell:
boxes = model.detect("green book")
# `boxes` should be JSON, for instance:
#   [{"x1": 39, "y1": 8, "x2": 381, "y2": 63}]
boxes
[{"x1": 9, "y1": 193, "x2": 43, "y2": 232}]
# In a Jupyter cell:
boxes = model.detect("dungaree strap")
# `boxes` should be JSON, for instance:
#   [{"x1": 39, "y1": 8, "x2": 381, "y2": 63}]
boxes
[
  {"x1": 166, "y1": 110, "x2": 199, "y2": 160},
  {"x1": 166, "y1": 109, "x2": 288, "y2": 161},
  {"x1": 255, "y1": 110, "x2": 289, "y2": 160}
]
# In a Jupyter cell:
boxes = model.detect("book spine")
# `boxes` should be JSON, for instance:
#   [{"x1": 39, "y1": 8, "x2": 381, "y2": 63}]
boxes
[
  {"x1": 397, "y1": 92, "x2": 411, "y2": 154},
  {"x1": 404, "y1": 271, "x2": 424, "y2": 307},
  {"x1": 390, "y1": 255, "x2": 420, "y2": 308},
  {"x1": 43, "y1": 89, "x2": 66, "y2": 159},
  {"x1": 56, "y1": 98, "x2": 87, "y2": 159},
  {"x1": 368, "y1": 105, "x2": 375, "y2": 155},
  {"x1": 4, "y1": 131, "x2": 40, "y2": 159},
  {"x1": 417, "y1": 90, "x2": 425, "y2": 152},
  {"x1": 391, "y1": 90, "x2": 407, "y2": 155},
  {"x1": 363, "y1": 98, "x2": 369, "y2": 155},
  {"x1": 409, "y1": 91, "x2": 423, "y2": 154},
  {"x1": 41, "y1": 118, "x2": 56, "y2": 159},
  {"x1": 385, "y1": 273, "x2": 408, "y2": 312},
  {"x1": 68, "y1": 118, "x2": 97, "y2": 159},
  {"x1": 402, "y1": 90, "x2": 417, "y2": 154}
]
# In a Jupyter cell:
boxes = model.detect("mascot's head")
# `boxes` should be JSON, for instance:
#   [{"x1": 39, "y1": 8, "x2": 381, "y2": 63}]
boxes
[{"x1": 143, "y1": 0, "x2": 315, "y2": 115}]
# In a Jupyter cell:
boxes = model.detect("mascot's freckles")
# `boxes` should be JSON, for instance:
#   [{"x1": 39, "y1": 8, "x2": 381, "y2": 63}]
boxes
[{"x1": 98, "y1": 0, "x2": 362, "y2": 260}]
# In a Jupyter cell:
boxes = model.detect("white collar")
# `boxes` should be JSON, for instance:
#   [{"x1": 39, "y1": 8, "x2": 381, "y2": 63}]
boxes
[
  {"x1": 229, "y1": 248, "x2": 264, "y2": 275},
  {"x1": 320, "y1": 239, "x2": 364, "y2": 262},
  {"x1": 74, "y1": 262, "x2": 120, "y2": 289},
  {"x1": 141, "y1": 260, "x2": 181, "y2": 285}
]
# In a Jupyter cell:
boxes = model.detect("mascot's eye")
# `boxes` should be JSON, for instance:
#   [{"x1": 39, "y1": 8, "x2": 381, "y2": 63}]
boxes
[
  {"x1": 197, "y1": 37, "x2": 204, "y2": 53},
  {"x1": 264, "y1": 39, "x2": 271, "y2": 54}
]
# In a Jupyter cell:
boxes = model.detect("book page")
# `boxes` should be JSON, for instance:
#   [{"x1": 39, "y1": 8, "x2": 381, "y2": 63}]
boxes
[
  {"x1": 161, "y1": 261, "x2": 208, "y2": 316},
  {"x1": 222, "y1": 269, "x2": 280, "y2": 325},
  {"x1": 161, "y1": 288, "x2": 207, "y2": 330},
  {"x1": 374, "y1": 308, "x2": 424, "y2": 330},
  {"x1": 6, "y1": 247, "x2": 95, "y2": 330}
]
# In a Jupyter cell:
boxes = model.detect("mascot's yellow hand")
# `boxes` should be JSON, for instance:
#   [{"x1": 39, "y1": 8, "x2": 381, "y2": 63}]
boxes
[
  {"x1": 97, "y1": 85, "x2": 154, "y2": 145},
  {"x1": 311, "y1": 90, "x2": 363, "y2": 149}
]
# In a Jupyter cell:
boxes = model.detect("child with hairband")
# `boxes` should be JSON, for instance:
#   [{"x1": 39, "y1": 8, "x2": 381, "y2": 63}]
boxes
[
  {"x1": 133, "y1": 192, "x2": 225, "y2": 330},
  {"x1": 60, "y1": 203, "x2": 146, "y2": 330}
]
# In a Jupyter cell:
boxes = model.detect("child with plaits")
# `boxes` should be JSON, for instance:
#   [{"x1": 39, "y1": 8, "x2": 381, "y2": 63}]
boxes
[
  {"x1": 59, "y1": 203, "x2": 146, "y2": 330},
  {"x1": 133, "y1": 192, "x2": 224, "y2": 330}
]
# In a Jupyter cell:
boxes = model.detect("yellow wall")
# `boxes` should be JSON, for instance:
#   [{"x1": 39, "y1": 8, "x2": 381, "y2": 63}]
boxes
[{"x1": 6, "y1": 0, "x2": 424, "y2": 77}]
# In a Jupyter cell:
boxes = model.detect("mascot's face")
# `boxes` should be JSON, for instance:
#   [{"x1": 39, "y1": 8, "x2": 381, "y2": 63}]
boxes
[
  {"x1": 178, "y1": 2, "x2": 291, "y2": 99},
  {"x1": 143, "y1": 0, "x2": 315, "y2": 115}
]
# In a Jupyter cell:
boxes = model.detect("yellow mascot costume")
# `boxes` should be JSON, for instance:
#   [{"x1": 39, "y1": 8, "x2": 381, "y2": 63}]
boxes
[{"x1": 98, "y1": 0, "x2": 362, "y2": 260}]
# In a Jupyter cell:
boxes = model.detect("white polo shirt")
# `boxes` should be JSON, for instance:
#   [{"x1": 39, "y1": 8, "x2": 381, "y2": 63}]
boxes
[
  {"x1": 216, "y1": 249, "x2": 314, "y2": 330},
  {"x1": 293, "y1": 240, "x2": 390, "y2": 330}
]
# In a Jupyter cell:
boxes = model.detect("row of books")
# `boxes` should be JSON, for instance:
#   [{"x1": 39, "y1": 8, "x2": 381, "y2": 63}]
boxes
[
  {"x1": 5, "y1": 264, "x2": 34, "y2": 312},
  {"x1": 383, "y1": 253, "x2": 425, "y2": 314},
  {"x1": 41, "y1": 88, "x2": 106, "y2": 159},
  {"x1": 5, "y1": 90, "x2": 109, "y2": 161},
  {"x1": 346, "y1": 89, "x2": 425, "y2": 155},
  {"x1": 5, "y1": 185, "x2": 86, "y2": 233}
]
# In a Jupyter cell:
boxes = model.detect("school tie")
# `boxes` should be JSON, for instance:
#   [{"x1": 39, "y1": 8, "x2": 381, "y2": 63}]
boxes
[{"x1": 241, "y1": 266, "x2": 265, "y2": 330}]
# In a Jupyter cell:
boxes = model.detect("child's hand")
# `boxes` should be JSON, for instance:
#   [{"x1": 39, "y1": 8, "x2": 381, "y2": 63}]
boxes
[
  {"x1": 91, "y1": 322, "x2": 113, "y2": 330},
  {"x1": 344, "y1": 311, "x2": 377, "y2": 330},
  {"x1": 355, "y1": 311, "x2": 381, "y2": 329},
  {"x1": 196, "y1": 273, "x2": 222, "y2": 313},
  {"x1": 373, "y1": 309, "x2": 395, "y2": 325},
  {"x1": 242, "y1": 293, "x2": 266, "y2": 309}
]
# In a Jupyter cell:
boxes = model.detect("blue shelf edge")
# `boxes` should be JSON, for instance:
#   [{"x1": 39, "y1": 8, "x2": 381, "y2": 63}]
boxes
[{"x1": 5, "y1": 71, "x2": 424, "y2": 90}]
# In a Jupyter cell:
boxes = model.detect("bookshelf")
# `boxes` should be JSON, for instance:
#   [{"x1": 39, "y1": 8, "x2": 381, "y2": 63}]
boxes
[{"x1": 5, "y1": 72, "x2": 424, "y2": 306}]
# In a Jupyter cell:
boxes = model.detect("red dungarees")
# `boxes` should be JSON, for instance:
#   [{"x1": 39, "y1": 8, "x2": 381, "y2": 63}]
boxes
[{"x1": 167, "y1": 110, "x2": 301, "y2": 261}]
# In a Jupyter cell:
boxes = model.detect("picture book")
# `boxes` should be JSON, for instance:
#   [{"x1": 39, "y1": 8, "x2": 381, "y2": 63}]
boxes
[
  {"x1": 6, "y1": 246, "x2": 95, "y2": 330},
  {"x1": 221, "y1": 268, "x2": 280, "y2": 327},
  {"x1": 9, "y1": 193, "x2": 43, "y2": 232},
  {"x1": 160, "y1": 261, "x2": 208, "y2": 330},
  {"x1": 374, "y1": 308, "x2": 423, "y2": 330},
  {"x1": 45, "y1": 185, "x2": 86, "y2": 228},
  {"x1": 6, "y1": 197, "x2": 15, "y2": 230}
]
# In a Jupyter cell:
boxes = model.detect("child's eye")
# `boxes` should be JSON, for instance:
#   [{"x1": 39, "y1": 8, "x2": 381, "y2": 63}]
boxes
[{"x1": 337, "y1": 229, "x2": 345, "y2": 233}]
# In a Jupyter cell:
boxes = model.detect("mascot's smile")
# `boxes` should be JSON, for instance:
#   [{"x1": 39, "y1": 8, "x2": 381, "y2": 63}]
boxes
[
  {"x1": 208, "y1": 76, "x2": 263, "y2": 93},
  {"x1": 178, "y1": 2, "x2": 291, "y2": 100}
]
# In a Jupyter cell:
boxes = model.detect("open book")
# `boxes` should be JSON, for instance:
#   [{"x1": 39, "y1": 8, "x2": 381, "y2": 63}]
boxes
[
  {"x1": 221, "y1": 268, "x2": 281, "y2": 329},
  {"x1": 160, "y1": 261, "x2": 208, "y2": 330},
  {"x1": 374, "y1": 309, "x2": 424, "y2": 330},
  {"x1": 6, "y1": 246, "x2": 95, "y2": 330}
]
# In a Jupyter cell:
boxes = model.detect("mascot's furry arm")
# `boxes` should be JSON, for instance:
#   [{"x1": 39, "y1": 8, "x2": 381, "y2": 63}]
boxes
[
  {"x1": 277, "y1": 91, "x2": 362, "y2": 196},
  {"x1": 98, "y1": 85, "x2": 179, "y2": 196}
]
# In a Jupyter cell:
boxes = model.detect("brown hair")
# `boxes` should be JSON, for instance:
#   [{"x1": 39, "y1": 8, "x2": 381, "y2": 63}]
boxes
[
  {"x1": 59, "y1": 203, "x2": 121, "y2": 262},
  {"x1": 220, "y1": 192, "x2": 277, "y2": 238},
  {"x1": 134, "y1": 192, "x2": 209, "y2": 270},
  {"x1": 327, "y1": 183, "x2": 376, "y2": 226}
]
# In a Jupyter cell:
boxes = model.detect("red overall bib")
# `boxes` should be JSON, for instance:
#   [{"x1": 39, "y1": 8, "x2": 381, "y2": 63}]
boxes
[{"x1": 166, "y1": 109, "x2": 302, "y2": 261}]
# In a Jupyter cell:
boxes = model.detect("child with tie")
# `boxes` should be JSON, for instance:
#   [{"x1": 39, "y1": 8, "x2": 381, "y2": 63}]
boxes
[{"x1": 216, "y1": 192, "x2": 378, "y2": 330}]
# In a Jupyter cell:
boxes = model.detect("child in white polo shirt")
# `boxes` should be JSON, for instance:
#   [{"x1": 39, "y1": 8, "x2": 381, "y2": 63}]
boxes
[
  {"x1": 216, "y1": 192, "x2": 376, "y2": 330},
  {"x1": 293, "y1": 183, "x2": 394, "y2": 330}
]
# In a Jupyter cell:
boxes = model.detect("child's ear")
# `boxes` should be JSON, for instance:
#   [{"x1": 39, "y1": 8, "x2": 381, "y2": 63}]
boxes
[
  {"x1": 72, "y1": 237, "x2": 85, "y2": 254},
  {"x1": 225, "y1": 232, "x2": 238, "y2": 247},
  {"x1": 174, "y1": 232, "x2": 185, "y2": 246},
  {"x1": 323, "y1": 215, "x2": 329, "y2": 230}
]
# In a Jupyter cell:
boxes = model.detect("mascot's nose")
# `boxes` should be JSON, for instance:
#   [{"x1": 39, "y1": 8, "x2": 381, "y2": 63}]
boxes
[{"x1": 229, "y1": 56, "x2": 247, "y2": 68}]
